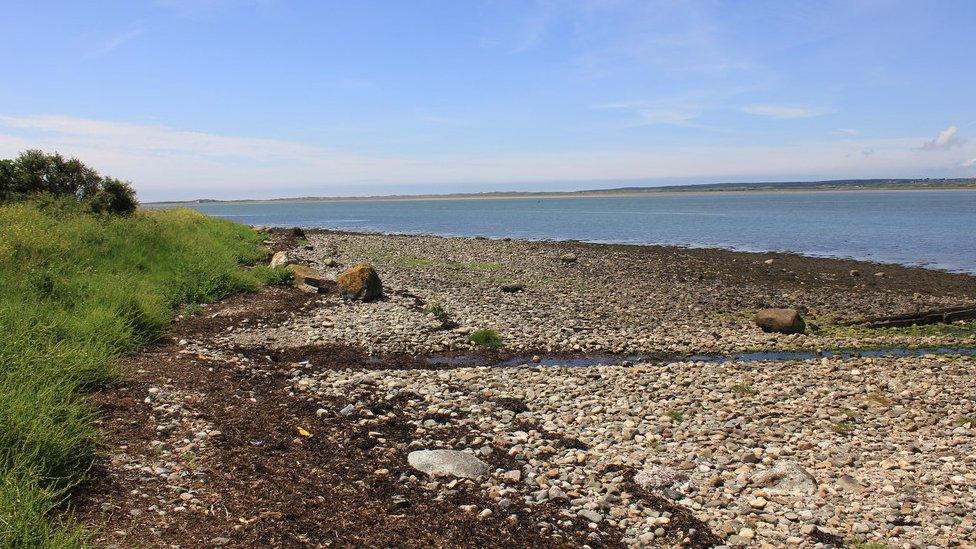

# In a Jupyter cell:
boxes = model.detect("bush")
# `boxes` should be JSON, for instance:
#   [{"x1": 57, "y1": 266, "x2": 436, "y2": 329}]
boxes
[
  {"x1": 0, "y1": 203, "x2": 272, "y2": 545},
  {"x1": 469, "y1": 328, "x2": 503, "y2": 349},
  {"x1": 0, "y1": 150, "x2": 138, "y2": 215},
  {"x1": 86, "y1": 177, "x2": 138, "y2": 216}
]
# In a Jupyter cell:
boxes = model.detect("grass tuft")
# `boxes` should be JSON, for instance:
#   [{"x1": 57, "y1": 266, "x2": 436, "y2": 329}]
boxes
[
  {"x1": 665, "y1": 410, "x2": 684, "y2": 422},
  {"x1": 0, "y1": 202, "x2": 273, "y2": 546},
  {"x1": 468, "y1": 329, "x2": 503, "y2": 349},
  {"x1": 730, "y1": 383, "x2": 758, "y2": 396},
  {"x1": 424, "y1": 302, "x2": 451, "y2": 324}
]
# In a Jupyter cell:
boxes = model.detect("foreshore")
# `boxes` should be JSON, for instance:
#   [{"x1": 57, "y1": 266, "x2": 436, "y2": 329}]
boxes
[{"x1": 78, "y1": 229, "x2": 976, "y2": 547}]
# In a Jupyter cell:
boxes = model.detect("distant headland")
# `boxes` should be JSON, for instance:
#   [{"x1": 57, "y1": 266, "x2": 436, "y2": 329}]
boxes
[{"x1": 149, "y1": 177, "x2": 976, "y2": 205}]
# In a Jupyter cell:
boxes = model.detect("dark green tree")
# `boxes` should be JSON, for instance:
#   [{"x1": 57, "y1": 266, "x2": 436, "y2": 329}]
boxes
[
  {"x1": 1, "y1": 150, "x2": 139, "y2": 215},
  {"x1": 0, "y1": 159, "x2": 15, "y2": 202},
  {"x1": 86, "y1": 177, "x2": 138, "y2": 216}
]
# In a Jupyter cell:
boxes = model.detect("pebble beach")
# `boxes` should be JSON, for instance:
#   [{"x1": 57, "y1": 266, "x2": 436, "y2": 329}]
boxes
[{"x1": 82, "y1": 229, "x2": 976, "y2": 548}]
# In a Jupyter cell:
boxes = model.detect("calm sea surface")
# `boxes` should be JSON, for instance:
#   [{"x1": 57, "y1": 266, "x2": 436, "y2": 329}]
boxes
[{"x1": 182, "y1": 190, "x2": 976, "y2": 274}]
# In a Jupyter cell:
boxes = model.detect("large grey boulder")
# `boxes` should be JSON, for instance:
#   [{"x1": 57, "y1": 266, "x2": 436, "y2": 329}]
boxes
[
  {"x1": 754, "y1": 308, "x2": 806, "y2": 334},
  {"x1": 407, "y1": 449, "x2": 488, "y2": 479}
]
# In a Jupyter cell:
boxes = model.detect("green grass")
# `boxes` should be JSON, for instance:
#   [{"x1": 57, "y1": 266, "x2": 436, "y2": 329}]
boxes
[
  {"x1": 665, "y1": 410, "x2": 684, "y2": 422},
  {"x1": 0, "y1": 202, "x2": 274, "y2": 546},
  {"x1": 424, "y1": 301, "x2": 451, "y2": 324},
  {"x1": 179, "y1": 303, "x2": 204, "y2": 317},
  {"x1": 730, "y1": 383, "x2": 758, "y2": 396},
  {"x1": 468, "y1": 329, "x2": 503, "y2": 349},
  {"x1": 846, "y1": 540, "x2": 889, "y2": 549},
  {"x1": 830, "y1": 420, "x2": 855, "y2": 434}
]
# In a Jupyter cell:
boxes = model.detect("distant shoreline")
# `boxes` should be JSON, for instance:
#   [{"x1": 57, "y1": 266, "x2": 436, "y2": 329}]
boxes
[{"x1": 147, "y1": 178, "x2": 976, "y2": 206}]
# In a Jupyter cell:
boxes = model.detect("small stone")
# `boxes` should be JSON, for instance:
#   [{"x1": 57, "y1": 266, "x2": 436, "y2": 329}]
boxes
[
  {"x1": 578, "y1": 509, "x2": 603, "y2": 523},
  {"x1": 502, "y1": 469, "x2": 522, "y2": 482}
]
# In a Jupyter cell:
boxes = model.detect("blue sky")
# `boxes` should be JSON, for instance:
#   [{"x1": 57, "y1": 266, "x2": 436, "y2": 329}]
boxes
[{"x1": 1, "y1": 0, "x2": 974, "y2": 201}]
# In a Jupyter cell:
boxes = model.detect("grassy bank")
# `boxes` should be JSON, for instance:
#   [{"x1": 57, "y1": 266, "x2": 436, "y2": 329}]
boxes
[{"x1": 0, "y1": 202, "x2": 284, "y2": 546}]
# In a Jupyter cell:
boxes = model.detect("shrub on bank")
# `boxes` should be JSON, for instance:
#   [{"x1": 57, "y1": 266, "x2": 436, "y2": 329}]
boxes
[
  {"x1": 0, "y1": 150, "x2": 138, "y2": 215},
  {"x1": 0, "y1": 201, "x2": 272, "y2": 546}
]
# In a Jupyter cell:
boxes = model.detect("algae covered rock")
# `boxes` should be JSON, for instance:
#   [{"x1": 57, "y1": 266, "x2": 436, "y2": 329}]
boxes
[
  {"x1": 754, "y1": 308, "x2": 806, "y2": 334},
  {"x1": 337, "y1": 263, "x2": 383, "y2": 301}
]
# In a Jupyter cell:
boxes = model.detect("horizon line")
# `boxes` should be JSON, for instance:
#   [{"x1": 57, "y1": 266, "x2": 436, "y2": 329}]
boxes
[{"x1": 145, "y1": 177, "x2": 976, "y2": 205}]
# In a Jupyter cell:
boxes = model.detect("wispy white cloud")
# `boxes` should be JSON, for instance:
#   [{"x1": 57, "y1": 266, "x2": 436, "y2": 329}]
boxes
[
  {"x1": 87, "y1": 27, "x2": 144, "y2": 57},
  {"x1": 920, "y1": 125, "x2": 965, "y2": 150},
  {"x1": 592, "y1": 94, "x2": 712, "y2": 127},
  {"x1": 635, "y1": 109, "x2": 699, "y2": 126},
  {"x1": 741, "y1": 104, "x2": 835, "y2": 119},
  {"x1": 837, "y1": 128, "x2": 859, "y2": 136},
  {"x1": 1, "y1": 114, "x2": 973, "y2": 201},
  {"x1": 961, "y1": 157, "x2": 976, "y2": 167}
]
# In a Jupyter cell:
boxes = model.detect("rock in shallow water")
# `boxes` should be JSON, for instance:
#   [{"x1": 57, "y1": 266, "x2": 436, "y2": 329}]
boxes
[{"x1": 407, "y1": 449, "x2": 488, "y2": 479}]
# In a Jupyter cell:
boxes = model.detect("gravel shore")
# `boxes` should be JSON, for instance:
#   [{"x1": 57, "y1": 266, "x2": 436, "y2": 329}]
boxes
[
  {"x1": 250, "y1": 230, "x2": 976, "y2": 357},
  {"x1": 81, "y1": 230, "x2": 976, "y2": 547}
]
